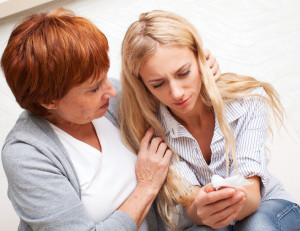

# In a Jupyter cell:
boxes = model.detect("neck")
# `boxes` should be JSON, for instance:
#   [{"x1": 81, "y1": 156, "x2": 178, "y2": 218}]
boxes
[
  {"x1": 46, "y1": 114, "x2": 101, "y2": 152},
  {"x1": 45, "y1": 114, "x2": 91, "y2": 136},
  {"x1": 170, "y1": 100, "x2": 214, "y2": 130}
]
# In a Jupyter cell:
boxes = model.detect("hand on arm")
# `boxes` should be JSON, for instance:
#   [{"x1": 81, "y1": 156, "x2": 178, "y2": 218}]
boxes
[
  {"x1": 204, "y1": 48, "x2": 221, "y2": 81},
  {"x1": 118, "y1": 128, "x2": 172, "y2": 228},
  {"x1": 184, "y1": 184, "x2": 246, "y2": 229}
]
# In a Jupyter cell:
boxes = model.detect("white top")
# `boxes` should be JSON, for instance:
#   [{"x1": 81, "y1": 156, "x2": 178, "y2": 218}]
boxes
[
  {"x1": 50, "y1": 116, "x2": 148, "y2": 231},
  {"x1": 158, "y1": 87, "x2": 296, "y2": 203}
]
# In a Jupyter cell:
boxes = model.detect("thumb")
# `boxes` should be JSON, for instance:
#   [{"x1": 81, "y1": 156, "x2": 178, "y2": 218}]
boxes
[{"x1": 202, "y1": 183, "x2": 216, "y2": 193}]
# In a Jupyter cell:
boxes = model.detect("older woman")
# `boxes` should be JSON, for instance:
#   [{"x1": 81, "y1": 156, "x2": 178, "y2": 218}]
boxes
[
  {"x1": 1, "y1": 8, "x2": 172, "y2": 231},
  {"x1": 1, "y1": 8, "x2": 220, "y2": 231}
]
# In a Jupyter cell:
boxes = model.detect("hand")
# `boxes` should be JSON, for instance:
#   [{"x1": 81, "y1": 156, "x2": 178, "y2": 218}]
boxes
[
  {"x1": 135, "y1": 127, "x2": 172, "y2": 195},
  {"x1": 187, "y1": 184, "x2": 246, "y2": 229},
  {"x1": 204, "y1": 48, "x2": 221, "y2": 81}
]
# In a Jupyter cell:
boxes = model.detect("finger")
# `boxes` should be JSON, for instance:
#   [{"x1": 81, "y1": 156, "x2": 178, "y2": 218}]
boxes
[
  {"x1": 164, "y1": 149, "x2": 172, "y2": 161},
  {"x1": 203, "y1": 48, "x2": 211, "y2": 60},
  {"x1": 211, "y1": 62, "x2": 219, "y2": 75},
  {"x1": 207, "y1": 55, "x2": 216, "y2": 68},
  {"x1": 207, "y1": 190, "x2": 245, "y2": 214},
  {"x1": 210, "y1": 199, "x2": 245, "y2": 229},
  {"x1": 202, "y1": 183, "x2": 215, "y2": 193},
  {"x1": 214, "y1": 68, "x2": 221, "y2": 81},
  {"x1": 140, "y1": 127, "x2": 154, "y2": 150},
  {"x1": 162, "y1": 149, "x2": 172, "y2": 165},
  {"x1": 149, "y1": 137, "x2": 163, "y2": 153},
  {"x1": 205, "y1": 188, "x2": 236, "y2": 204},
  {"x1": 156, "y1": 142, "x2": 168, "y2": 157}
]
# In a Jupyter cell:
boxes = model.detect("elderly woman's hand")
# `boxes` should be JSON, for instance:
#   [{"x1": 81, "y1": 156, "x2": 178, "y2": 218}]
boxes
[
  {"x1": 204, "y1": 48, "x2": 221, "y2": 81},
  {"x1": 135, "y1": 127, "x2": 172, "y2": 195}
]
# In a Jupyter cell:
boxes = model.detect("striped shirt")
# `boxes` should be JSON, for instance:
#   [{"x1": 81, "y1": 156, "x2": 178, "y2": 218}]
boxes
[{"x1": 158, "y1": 87, "x2": 295, "y2": 203}]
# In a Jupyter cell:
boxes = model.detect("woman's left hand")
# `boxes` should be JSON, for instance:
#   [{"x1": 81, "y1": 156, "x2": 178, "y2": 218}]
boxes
[{"x1": 204, "y1": 48, "x2": 221, "y2": 81}]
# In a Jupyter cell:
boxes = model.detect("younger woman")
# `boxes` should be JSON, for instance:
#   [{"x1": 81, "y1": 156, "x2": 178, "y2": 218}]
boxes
[{"x1": 120, "y1": 10, "x2": 300, "y2": 230}]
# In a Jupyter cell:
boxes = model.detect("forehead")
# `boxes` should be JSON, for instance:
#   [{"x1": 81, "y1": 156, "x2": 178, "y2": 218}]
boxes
[{"x1": 140, "y1": 45, "x2": 195, "y2": 76}]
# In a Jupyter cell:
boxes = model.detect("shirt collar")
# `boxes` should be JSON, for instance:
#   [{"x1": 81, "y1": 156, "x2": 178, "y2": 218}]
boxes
[
  {"x1": 158, "y1": 104, "x2": 181, "y2": 138},
  {"x1": 158, "y1": 99, "x2": 246, "y2": 138},
  {"x1": 223, "y1": 98, "x2": 247, "y2": 123}
]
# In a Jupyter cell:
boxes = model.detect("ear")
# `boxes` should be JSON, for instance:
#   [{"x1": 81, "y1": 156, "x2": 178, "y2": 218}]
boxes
[{"x1": 40, "y1": 101, "x2": 58, "y2": 110}]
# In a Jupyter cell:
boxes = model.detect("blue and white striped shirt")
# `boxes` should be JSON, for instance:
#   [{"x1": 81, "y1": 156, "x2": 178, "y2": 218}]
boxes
[{"x1": 158, "y1": 87, "x2": 295, "y2": 203}]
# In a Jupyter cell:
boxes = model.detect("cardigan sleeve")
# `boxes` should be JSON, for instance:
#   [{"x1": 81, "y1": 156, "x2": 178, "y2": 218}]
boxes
[{"x1": 2, "y1": 131, "x2": 137, "y2": 231}]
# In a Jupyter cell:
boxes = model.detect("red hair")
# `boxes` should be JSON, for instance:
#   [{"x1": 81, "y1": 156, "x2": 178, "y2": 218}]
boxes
[{"x1": 1, "y1": 8, "x2": 109, "y2": 116}]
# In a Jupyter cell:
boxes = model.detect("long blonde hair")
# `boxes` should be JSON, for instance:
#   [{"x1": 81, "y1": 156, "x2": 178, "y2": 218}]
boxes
[{"x1": 120, "y1": 10, "x2": 283, "y2": 228}]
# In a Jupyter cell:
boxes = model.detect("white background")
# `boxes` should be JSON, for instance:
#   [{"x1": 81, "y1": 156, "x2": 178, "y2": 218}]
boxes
[{"x1": 0, "y1": 0, "x2": 300, "y2": 230}]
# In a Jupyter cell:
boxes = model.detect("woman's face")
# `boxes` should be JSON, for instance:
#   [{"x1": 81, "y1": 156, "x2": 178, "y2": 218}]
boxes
[
  {"x1": 46, "y1": 73, "x2": 117, "y2": 125},
  {"x1": 139, "y1": 45, "x2": 203, "y2": 117}
]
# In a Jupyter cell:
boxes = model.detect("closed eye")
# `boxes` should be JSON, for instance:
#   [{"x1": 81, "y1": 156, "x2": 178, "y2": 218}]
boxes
[
  {"x1": 153, "y1": 81, "x2": 164, "y2": 89},
  {"x1": 91, "y1": 85, "x2": 100, "y2": 92},
  {"x1": 178, "y1": 70, "x2": 191, "y2": 77}
]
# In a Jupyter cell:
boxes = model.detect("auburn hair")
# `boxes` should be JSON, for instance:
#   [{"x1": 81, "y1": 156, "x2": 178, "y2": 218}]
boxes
[{"x1": 1, "y1": 8, "x2": 109, "y2": 116}]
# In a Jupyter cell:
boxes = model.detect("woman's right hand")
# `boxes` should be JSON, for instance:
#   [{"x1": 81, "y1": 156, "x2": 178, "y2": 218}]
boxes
[
  {"x1": 185, "y1": 184, "x2": 246, "y2": 229},
  {"x1": 135, "y1": 127, "x2": 172, "y2": 195}
]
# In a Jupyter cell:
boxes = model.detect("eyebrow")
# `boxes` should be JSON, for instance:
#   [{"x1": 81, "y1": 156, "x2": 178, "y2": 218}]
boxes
[
  {"x1": 86, "y1": 78, "x2": 103, "y2": 89},
  {"x1": 148, "y1": 62, "x2": 191, "y2": 83}
]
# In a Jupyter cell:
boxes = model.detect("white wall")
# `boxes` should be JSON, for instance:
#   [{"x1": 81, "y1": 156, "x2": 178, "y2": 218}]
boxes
[
  {"x1": 1, "y1": 0, "x2": 300, "y2": 230},
  {"x1": 0, "y1": 0, "x2": 56, "y2": 19}
]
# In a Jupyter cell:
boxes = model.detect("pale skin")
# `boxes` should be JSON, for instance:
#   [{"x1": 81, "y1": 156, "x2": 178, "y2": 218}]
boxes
[
  {"x1": 139, "y1": 45, "x2": 261, "y2": 229},
  {"x1": 41, "y1": 49, "x2": 220, "y2": 228},
  {"x1": 42, "y1": 73, "x2": 172, "y2": 228}
]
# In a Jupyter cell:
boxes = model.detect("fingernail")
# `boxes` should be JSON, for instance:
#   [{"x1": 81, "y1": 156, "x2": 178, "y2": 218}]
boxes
[
  {"x1": 206, "y1": 187, "x2": 215, "y2": 192},
  {"x1": 237, "y1": 192, "x2": 245, "y2": 198},
  {"x1": 226, "y1": 188, "x2": 235, "y2": 195}
]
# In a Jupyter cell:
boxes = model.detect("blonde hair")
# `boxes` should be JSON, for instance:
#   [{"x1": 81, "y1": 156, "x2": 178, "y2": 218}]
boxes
[{"x1": 120, "y1": 10, "x2": 283, "y2": 228}]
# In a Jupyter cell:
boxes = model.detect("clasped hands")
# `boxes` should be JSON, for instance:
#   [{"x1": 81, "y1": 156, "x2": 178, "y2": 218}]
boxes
[{"x1": 186, "y1": 183, "x2": 247, "y2": 229}]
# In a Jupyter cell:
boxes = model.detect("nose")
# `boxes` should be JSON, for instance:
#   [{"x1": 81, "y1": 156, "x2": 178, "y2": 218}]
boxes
[
  {"x1": 103, "y1": 79, "x2": 117, "y2": 99},
  {"x1": 169, "y1": 80, "x2": 184, "y2": 101}
]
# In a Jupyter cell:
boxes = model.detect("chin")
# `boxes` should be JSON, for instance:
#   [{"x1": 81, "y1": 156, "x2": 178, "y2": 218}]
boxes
[{"x1": 94, "y1": 112, "x2": 106, "y2": 120}]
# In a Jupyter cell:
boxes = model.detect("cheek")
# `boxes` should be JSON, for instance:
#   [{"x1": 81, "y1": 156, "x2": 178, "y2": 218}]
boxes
[{"x1": 152, "y1": 91, "x2": 170, "y2": 106}]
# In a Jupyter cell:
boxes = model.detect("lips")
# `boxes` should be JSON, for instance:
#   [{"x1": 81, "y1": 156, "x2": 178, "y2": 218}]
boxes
[
  {"x1": 100, "y1": 100, "x2": 109, "y2": 109},
  {"x1": 174, "y1": 97, "x2": 191, "y2": 106}
]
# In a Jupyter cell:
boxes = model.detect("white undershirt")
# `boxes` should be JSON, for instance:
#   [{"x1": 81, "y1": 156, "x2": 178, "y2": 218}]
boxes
[{"x1": 50, "y1": 117, "x2": 148, "y2": 230}]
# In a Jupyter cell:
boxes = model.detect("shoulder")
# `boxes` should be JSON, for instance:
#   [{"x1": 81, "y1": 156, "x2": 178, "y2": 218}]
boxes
[
  {"x1": 224, "y1": 87, "x2": 269, "y2": 123},
  {"x1": 226, "y1": 87, "x2": 268, "y2": 110},
  {"x1": 2, "y1": 111, "x2": 65, "y2": 172},
  {"x1": 243, "y1": 87, "x2": 269, "y2": 112}
]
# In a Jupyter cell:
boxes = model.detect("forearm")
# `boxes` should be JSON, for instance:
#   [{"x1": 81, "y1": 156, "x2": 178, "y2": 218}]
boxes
[
  {"x1": 118, "y1": 185, "x2": 157, "y2": 228},
  {"x1": 184, "y1": 186, "x2": 204, "y2": 225},
  {"x1": 235, "y1": 176, "x2": 261, "y2": 221}
]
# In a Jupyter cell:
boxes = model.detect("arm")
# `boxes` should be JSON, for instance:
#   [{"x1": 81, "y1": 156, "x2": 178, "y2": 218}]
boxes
[
  {"x1": 234, "y1": 176, "x2": 261, "y2": 220},
  {"x1": 2, "y1": 128, "x2": 170, "y2": 231},
  {"x1": 230, "y1": 88, "x2": 270, "y2": 220},
  {"x1": 3, "y1": 141, "x2": 132, "y2": 231}
]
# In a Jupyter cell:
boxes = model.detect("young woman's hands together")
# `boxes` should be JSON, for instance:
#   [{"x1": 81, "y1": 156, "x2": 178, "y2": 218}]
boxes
[{"x1": 184, "y1": 184, "x2": 246, "y2": 229}]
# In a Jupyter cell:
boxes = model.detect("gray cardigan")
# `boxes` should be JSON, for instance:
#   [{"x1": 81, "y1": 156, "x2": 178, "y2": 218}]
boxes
[{"x1": 1, "y1": 78, "x2": 166, "y2": 231}]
